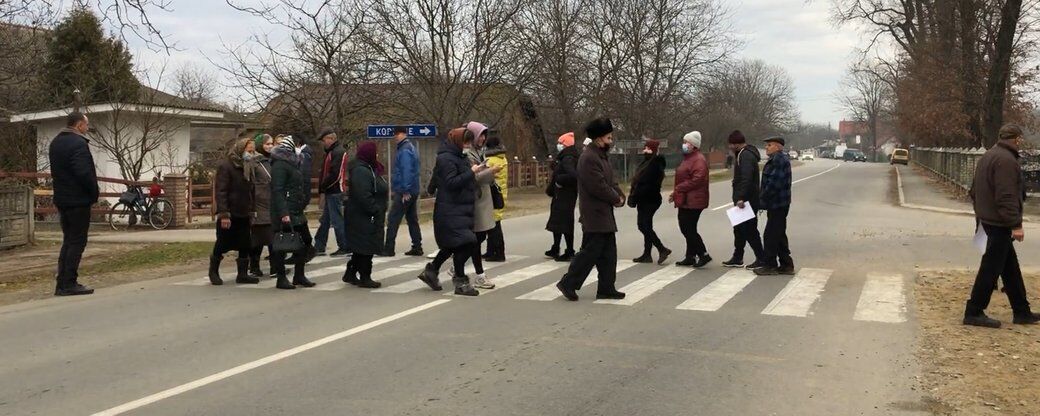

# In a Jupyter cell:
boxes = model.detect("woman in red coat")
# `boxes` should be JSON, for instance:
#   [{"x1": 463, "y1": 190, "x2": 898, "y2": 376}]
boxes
[{"x1": 669, "y1": 131, "x2": 712, "y2": 267}]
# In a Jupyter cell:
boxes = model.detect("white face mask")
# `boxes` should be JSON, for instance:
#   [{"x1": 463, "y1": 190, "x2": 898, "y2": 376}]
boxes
[
  {"x1": 681, "y1": 143, "x2": 692, "y2": 154},
  {"x1": 557, "y1": 143, "x2": 565, "y2": 152}
]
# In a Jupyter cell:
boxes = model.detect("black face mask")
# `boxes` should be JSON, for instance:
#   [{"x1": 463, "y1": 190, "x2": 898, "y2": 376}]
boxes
[
  {"x1": 601, "y1": 142, "x2": 612, "y2": 152},
  {"x1": 643, "y1": 153, "x2": 653, "y2": 161}
]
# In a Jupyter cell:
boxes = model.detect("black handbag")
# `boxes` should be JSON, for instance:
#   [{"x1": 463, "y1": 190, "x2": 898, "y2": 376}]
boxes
[
  {"x1": 272, "y1": 223, "x2": 304, "y2": 253},
  {"x1": 490, "y1": 182, "x2": 505, "y2": 209}
]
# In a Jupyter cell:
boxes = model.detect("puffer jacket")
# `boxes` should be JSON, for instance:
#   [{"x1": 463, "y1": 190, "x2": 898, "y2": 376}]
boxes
[
  {"x1": 732, "y1": 144, "x2": 762, "y2": 209},
  {"x1": 270, "y1": 146, "x2": 309, "y2": 226},
  {"x1": 214, "y1": 157, "x2": 255, "y2": 220},
  {"x1": 673, "y1": 149, "x2": 709, "y2": 209},
  {"x1": 344, "y1": 158, "x2": 389, "y2": 255},
  {"x1": 432, "y1": 140, "x2": 478, "y2": 249},
  {"x1": 485, "y1": 145, "x2": 508, "y2": 221}
]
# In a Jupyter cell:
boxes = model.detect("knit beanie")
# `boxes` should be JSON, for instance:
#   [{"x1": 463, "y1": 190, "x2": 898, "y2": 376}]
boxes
[
  {"x1": 728, "y1": 130, "x2": 746, "y2": 144},
  {"x1": 585, "y1": 117, "x2": 614, "y2": 139},
  {"x1": 558, "y1": 132, "x2": 575, "y2": 147},
  {"x1": 683, "y1": 131, "x2": 702, "y2": 149}
]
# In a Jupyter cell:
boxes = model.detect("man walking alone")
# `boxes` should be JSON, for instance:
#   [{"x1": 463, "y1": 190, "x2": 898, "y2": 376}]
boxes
[
  {"x1": 384, "y1": 127, "x2": 424, "y2": 257},
  {"x1": 963, "y1": 124, "x2": 1040, "y2": 328},
  {"x1": 722, "y1": 130, "x2": 766, "y2": 269},
  {"x1": 754, "y1": 136, "x2": 795, "y2": 276},
  {"x1": 556, "y1": 117, "x2": 627, "y2": 302},
  {"x1": 49, "y1": 112, "x2": 99, "y2": 296}
]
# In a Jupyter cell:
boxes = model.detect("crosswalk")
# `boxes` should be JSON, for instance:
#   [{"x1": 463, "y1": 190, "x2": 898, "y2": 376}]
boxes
[{"x1": 171, "y1": 255, "x2": 910, "y2": 323}]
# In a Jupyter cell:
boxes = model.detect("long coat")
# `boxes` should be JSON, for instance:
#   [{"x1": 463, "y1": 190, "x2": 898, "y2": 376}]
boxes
[
  {"x1": 672, "y1": 150, "x2": 709, "y2": 210},
  {"x1": 248, "y1": 156, "x2": 273, "y2": 226},
  {"x1": 48, "y1": 129, "x2": 99, "y2": 208},
  {"x1": 270, "y1": 147, "x2": 309, "y2": 226},
  {"x1": 433, "y1": 140, "x2": 478, "y2": 249},
  {"x1": 577, "y1": 144, "x2": 624, "y2": 234},
  {"x1": 214, "y1": 158, "x2": 255, "y2": 219},
  {"x1": 465, "y1": 147, "x2": 497, "y2": 233},
  {"x1": 546, "y1": 145, "x2": 579, "y2": 234},
  {"x1": 344, "y1": 158, "x2": 389, "y2": 255},
  {"x1": 629, "y1": 154, "x2": 665, "y2": 207}
]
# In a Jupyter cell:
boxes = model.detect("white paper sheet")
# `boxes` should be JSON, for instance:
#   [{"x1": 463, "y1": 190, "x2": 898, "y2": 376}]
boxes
[
  {"x1": 726, "y1": 204, "x2": 756, "y2": 226},
  {"x1": 973, "y1": 227, "x2": 988, "y2": 254}
]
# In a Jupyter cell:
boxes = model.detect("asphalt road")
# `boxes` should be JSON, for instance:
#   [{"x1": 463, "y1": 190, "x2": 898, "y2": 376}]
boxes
[{"x1": 4, "y1": 158, "x2": 1036, "y2": 415}]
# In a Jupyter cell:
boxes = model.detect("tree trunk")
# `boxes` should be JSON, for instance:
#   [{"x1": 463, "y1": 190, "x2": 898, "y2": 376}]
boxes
[{"x1": 982, "y1": 0, "x2": 1023, "y2": 147}]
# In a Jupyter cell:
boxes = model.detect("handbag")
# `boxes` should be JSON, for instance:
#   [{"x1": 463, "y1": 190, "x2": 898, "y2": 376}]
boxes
[
  {"x1": 272, "y1": 223, "x2": 304, "y2": 253},
  {"x1": 491, "y1": 182, "x2": 505, "y2": 209},
  {"x1": 544, "y1": 178, "x2": 556, "y2": 198}
]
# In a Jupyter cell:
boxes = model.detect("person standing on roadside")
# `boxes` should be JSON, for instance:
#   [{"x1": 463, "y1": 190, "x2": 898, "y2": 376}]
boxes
[
  {"x1": 209, "y1": 137, "x2": 259, "y2": 286},
  {"x1": 463, "y1": 121, "x2": 501, "y2": 290},
  {"x1": 270, "y1": 136, "x2": 317, "y2": 289},
  {"x1": 754, "y1": 136, "x2": 795, "y2": 276},
  {"x1": 483, "y1": 132, "x2": 509, "y2": 262},
  {"x1": 49, "y1": 112, "x2": 99, "y2": 296},
  {"x1": 722, "y1": 130, "x2": 766, "y2": 270},
  {"x1": 384, "y1": 126, "x2": 424, "y2": 257},
  {"x1": 555, "y1": 117, "x2": 627, "y2": 302},
  {"x1": 963, "y1": 124, "x2": 1040, "y2": 328},
  {"x1": 545, "y1": 132, "x2": 579, "y2": 261},
  {"x1": 417, "y1": 128, "x2": 482, "y2": 296},
  {"x1": 670, "y1": 131, "x2": 711, "y2": 267},
  {"x1": 314, "y1": 129, "x2": 349, "y2": 257},
  {"x1": 341, "y1": 141, "x2": 389, "y2": 289},
  {"x1": 247, "y1": 134, "x2": 275, "y2": 278},
  {"x1": 628, "y1": 138, "x2": 671, "y2": 265}
]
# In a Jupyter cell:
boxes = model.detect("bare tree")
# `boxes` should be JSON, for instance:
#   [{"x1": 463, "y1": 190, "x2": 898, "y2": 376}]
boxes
[
  {"x1": 838, "y1": 62, "x2": 893, "y2": 159},
  {"x1": 171, "y1": 64, "x2": 220, "y2": 106},
  {"x1": 690, "y1": 59, "x2": 799, "y2": 150}
]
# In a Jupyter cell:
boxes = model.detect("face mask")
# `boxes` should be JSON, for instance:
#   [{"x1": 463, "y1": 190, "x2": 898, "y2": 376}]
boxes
[
  {"x1": 557, "y1": 143, "x2": 565, "y2": 152},
  {"x1": 602, "y1": 142, "x2": 612, "y2": 152},
  {"x1": 682, "y1": 143, "x2": 692, "y2": 154}
]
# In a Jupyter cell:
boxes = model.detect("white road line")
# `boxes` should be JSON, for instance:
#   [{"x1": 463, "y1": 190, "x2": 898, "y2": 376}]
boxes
[
  {"x1": 710, "y1": 163, "x2": 841, "y2": 211},
  {"x1": 449, "y1": 261, "x2": 569, "y2": 296},
  {"x1": 375, "y1": 257, "x2": 525, "y2": 294},
  {"x1": 312, "y1": 260, "x2": 427, "y2": 291},
  {"x1": 761, "y1": 268, "x2": 832, "y2": 317},
  {"x1": 676, "y1": 269, "x2": 757, "y2": 311},
  {"x1": 90, "y1": 299, "x2": 451, "y2": 416},
  {"x1": 853, "y1": 273, "x2": 907, "y2": 323},
  {"x1": 594, "y1": 265, "x2": 690, "y2": 306},
  {"x1": 516, "y1": 261, "x2": 638, "y2": 301}
]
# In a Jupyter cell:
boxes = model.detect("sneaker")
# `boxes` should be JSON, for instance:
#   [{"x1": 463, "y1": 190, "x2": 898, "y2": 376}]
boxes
[
  {"x1": 1013, "y1": 312, "x2": 1040, "y2": 325},
  {"x1": 55, "y1": 284, "x2": 94, "y2": 296},
  {"x1": 754, "y1": 267, "x2": 780, "y2": 276},
  {"x1": 676, "y1": 258, "x2": 697, "y2": 267},
  {"x1": 595, "y1": 291, "x2": 626, "y2": 300},
  {"x1": 963, "y1": 313, "x2": 1001, "y2": 328},
  {"x1": 745, "y1": 260, "x2": 768, "y2": 270},
  {"x1": 405, "y1": 247, "x2": 424, "y2": 256},
  {"x1": 555, "y1": 250, "x2": 575, "y2": 262},
  {"x1": 329, "y1": 249, "x2": 350, "y2": 257},
  {"x1": 657, "y1": 247, "x2": 672, "y2": 265},
  {"x1": 721, "y1": 258, "x2": 744, "y2": 268},
  {"x1": 473, "y1": 273, "x2": 496, "y2": 289},
  {"x1": 632, "y1": 254, "x2": 653, "y2": 263},
  {"x1": 556, "y1": 281, "x2": 578, "y2": 301},
  {"x1": 694, "y1": 254, "x2": 713, "y2": 268}
]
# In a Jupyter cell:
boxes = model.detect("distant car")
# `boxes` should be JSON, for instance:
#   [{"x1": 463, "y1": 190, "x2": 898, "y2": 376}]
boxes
[
  {"x1": 890, "y1": 148, "x2": 909, "y2": 165},
  {"x1": 800, "y1": 153, "x2": 815, "y2": 161},
  {"x1": 819, "y1": 150, "x2": 833, "y2": 159},
  {"x1": 789, "y1": 151, "x2": 799, "y2": 159},
  {"x1": 844, "y1": 149, "x2": 867, "y2": 162}
]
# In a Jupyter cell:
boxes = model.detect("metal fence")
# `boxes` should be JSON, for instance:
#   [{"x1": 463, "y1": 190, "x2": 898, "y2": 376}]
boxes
[{"x1": 910, "y1": 147, "x2": 1040, "y2": 194}]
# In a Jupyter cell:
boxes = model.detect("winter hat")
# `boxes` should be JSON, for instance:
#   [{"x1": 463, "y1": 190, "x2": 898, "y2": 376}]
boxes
[
  {"x1": 447, "y1": 127, "x2": 468, "y2": 148},
  {"x1": 644, "y1": 138, "x2": 661, "y2": 153},
  {"x1": 558, "y1": 132, "x2": 575, "y2": 147},
  {"x1": 585, "y1": 117, "x2": 614, "y2": 139},
  {"x1": 317, "y1": 129, "x2": 336, "y2": 141},
  {"x1": 278, "y1": 135, "x2": 296, "y2": 151},
  {"x1": 727, "y1": 130, "x2": 746, "y2": 144},
  {"x1": 356, "y1": 141, "x2": 385, "y2": 176},
  {"x1": 763, "y1": 136, "x2": 785, "y2": 146},
  {"x1": 683, "y1": 131, "x2": 702, "y2": 149},
  {"x1": 465, "y1": 121, "x2": 489, "y2": 147}
]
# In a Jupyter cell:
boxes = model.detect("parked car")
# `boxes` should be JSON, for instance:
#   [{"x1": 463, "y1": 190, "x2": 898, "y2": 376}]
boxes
[
  {"x1": 890, "y1": 148, "x2": 909, "y2": 165},
  {"x1": 844, "y1": 149, "x2": 867, "y2": 162},
  {"x1": 819, "y1": 150, "x2": 834, "y2": 159},
  {"x1": 800, "y1": 153, "x2": 815, "y2": 161}
]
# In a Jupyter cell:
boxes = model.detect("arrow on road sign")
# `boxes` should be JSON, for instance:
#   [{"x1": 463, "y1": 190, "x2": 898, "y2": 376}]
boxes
[{"x1": 367, "y1": 124, "x2": 438, "y2": 139}]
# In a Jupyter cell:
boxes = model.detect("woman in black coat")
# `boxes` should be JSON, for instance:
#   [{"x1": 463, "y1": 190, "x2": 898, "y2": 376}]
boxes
[
  {"x1": 416, "y1": 128, "x2": 482, "y2": 296},
  {"x1": 209, "y1": 137, "x2": 259, "y2": 286},
  {"x1": 628, "y1": 139, "x2": 671, "y2": 265},
  {"x1": 247, "y1": 134, "x2": 275, "y2": 278},
  {"x1": 269, "y1": 136, "x2": 316, "y2": 290},
  {"x1": 545, "y1": 132, "x2": 579, "y2": 261},
  {"x1": 341, "y1": 141, "x2": 389, "y2": 289}
]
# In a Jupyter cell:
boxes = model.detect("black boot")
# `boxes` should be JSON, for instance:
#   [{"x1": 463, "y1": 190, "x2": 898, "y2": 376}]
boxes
[
  {"x1": 235, "y1": 258, "x2": 260, "y2": 284},
  {"x1": 357, "y1": 261, "x2": 381, "y2": 289},
  {"x1": 657, "y1": 246, "x2": 672, "y2": 265},
  {"x1": 632, "y1": 253, "x2": 653, "y2": 263},
  {"x1": 208, "y1": 255, "x2": 224, "y2": 285},
  {"x1": 555, "y1": 249, "x2": 575, "y2": 262},
  {"x1": 453, "y1": 273, "x2": 479, "y2": 296},
  {"x1": 342, "y1": 259, "x2": 360, "y2": 285},
  {"x1": 248, "y1": 255, "x2": 264, "y2": 278},
  {"x1": 292, "y1": 262, "x2": 316, "y2": 287},
  {"x1": 275, "y1": 274, "x2": 295, "y2": 290},
  {"x1": 417, "y1": 263, "x2": 443, "y2": 291},
  {"x1": 1013, "y1": 312, "x2": 1040, "y2": 325},
  {"x1": 545, "y1": 247, "x2": 559, "y2": 259}
]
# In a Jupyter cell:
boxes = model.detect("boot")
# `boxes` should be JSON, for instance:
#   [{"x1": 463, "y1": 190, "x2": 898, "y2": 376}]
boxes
[
  {"x1": 1013, "y1": 312, "x2": 1040, "y2": 325},
  {"x1": 545, "y1": 247, "x2": 559, "y2": 259},
  {"x1": 208, "y1": 255, "x2": 224, "y2": 285},
  {"x1": 275, "y1": 274, "x2": 295, "y2": 290},
  {"x1": 342, "y1": 259, "x2": 360, "y2": 285},
  {"x1": 357, "y1": 262, "x2": 381, "y2": 289},
  {"x1": 963, "y1": 312, "x2": 1000, "y2": 328},
  {"x1": 694, "y1": 254, "x2": 713, "y2": 268},
  {"x1": 632, "y1": 253, "x2": 653, "y2": 263},
  {"x1": 452, "y1": 272, "x2": 479, "y2": 296},
  {"x1": 417, "y1": 263, "x2": 443, "y2": 291},
  {"x1": 555, "y1": 249, "x2": 575, "y2": 262},
  {"x1": 235, "y1": 258, "x2": 260, "y2": 284},
  {"x1": 657, "y1": 246, "x2": 672, "y2": 265},
  {"x1": 292, "y1": 263, "x2": 316, "y2": 288},
  {"x1": 248, "y1": 255, "x2": 265, "y2": 278}
]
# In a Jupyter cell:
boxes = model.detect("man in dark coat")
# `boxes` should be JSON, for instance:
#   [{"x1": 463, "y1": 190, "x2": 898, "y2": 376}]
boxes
[
  {"x1": 314, "y1": 129, "x2": 348, "y2": 256},
  {"x1": 754, "y1": 136, "x2": 795, "y2": 276},
  {"x1": 722, "y1": 130, "x2": 766, "y2": 269},
  {"x1": 963, "y1": 124, "x2": 1040, "y2": 328},
  {"x1": 556, "y1": 117, "x2": 627, "y2": 302},
  {"x1": 545, "y1": 132, "x2": 579, "y2": 261},
  {"x1": 49, "y1": 112, "x2": 99, "y2": 296},
  {"x1": 384, "y1": 126, "x2": 424, "y2": 257}
]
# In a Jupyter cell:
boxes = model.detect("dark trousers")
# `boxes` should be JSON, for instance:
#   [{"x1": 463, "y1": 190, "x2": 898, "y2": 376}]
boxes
[
  {"x1": 432, "y1": 243, "x2": 475, "y2": 277},
  {"x1": 350, "y1": 254, "x2": 374, "y2": 278},
  {"x1": 57, "y1": 205, "x2": 91, "y2": 289},
  {"x1": 551, "y1": 232, "x2": 574, "y2": 252},
  {"x1": 732, "y1": 210, "x2": 764, "y2": 262},
  {"x1": 559, "y1": 232, "x2": 618, "y2": 294},
  {"x1": 637, "y1": 201, "x2": 664, "y2": 255},
  {"x1": 314, "y1": 194, "x2": 346, "y2": 252},
  {"x1": 472, "y1": 231, "x2": 488, "y2": 274},
  {"x1": 762, "y1": 206, "x2": 793, "y2": 269},
  {"x1": 678, "y1": 208, "x2": 707, "y2": 260},
  {"x1": 384, "y1": 193, "x2": 422, "y2": 252},
  {"x1": 966, "y1": 224, "x2": 1031, "y2": 316},
  {"x1": 485, "y1": 221, "x2": 505, "y2": 256},
  {"x1": 272, "y1": 224, "x2": 313, "y2": 278},
  {"x1": 213, "y1": 216, "x2": 252, "y2": 259}
]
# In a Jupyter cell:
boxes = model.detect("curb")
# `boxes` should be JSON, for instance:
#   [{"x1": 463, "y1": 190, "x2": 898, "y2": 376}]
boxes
[{"x1": 893, "y1": 165, "x2": 1035, "y2": 222}]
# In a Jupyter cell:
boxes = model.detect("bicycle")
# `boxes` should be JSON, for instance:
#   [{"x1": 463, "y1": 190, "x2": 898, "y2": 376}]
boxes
[{"x1": 108, "y1": 185, "x2": 174, "y2": 231}]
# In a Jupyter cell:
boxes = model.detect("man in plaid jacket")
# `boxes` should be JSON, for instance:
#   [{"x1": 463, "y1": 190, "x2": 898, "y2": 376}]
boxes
[{"x1": 756, "y1": 136, "x2": 794, "y2": 276}]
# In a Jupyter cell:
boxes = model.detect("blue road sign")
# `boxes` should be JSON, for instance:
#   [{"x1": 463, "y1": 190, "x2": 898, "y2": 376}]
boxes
[{"x1": 367, "y1": 124, "x2": 438, "y2": 139}]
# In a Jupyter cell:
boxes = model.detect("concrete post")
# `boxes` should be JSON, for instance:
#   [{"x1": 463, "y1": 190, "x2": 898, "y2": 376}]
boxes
[{"x1": 164, "y1": 173, "x2": 188, "y2": 228}]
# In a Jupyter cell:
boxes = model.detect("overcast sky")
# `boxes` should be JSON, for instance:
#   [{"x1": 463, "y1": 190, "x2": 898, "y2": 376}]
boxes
[{"x1": 124, "y1": 0, "x2": 863, "y2": 127}]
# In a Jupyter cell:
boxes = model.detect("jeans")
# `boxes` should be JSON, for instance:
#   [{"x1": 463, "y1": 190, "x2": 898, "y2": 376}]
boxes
[
  {"x1": 762, "y1": 206, "x2": 793, "y2": 269},
  {"x1": 732, "y1": 207, "x2": 764, "y2": 262},
  {"x1": 678, "y1": 208, "x2": 706, "y2": 260},
  {"x1": 558, "y1": 232, "x2": 618, "y2": 294},
  {"x1": 57, "y1": 205, "x2": 91, "y2": 289},
  {"x1": 966, "y1": 224, "x2": 1031, "y2": 316},
  {"x1": 314, "y1": 194, "x2": 346, "y2": 252},
  {"x1": 384, "y1": 193, "x2": 422, "y2": 252}
]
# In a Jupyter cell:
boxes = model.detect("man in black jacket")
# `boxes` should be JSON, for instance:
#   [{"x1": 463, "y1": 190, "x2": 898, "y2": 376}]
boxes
[
  {"x1": 722, "y1": 130, "x2": 766, "y2": 269},
  {"x1": 314, "y1": 129, "x2": 348, "y2": 256},
  {"x1": 49, "y1": 112, "x2": 99, "y2": 296}
]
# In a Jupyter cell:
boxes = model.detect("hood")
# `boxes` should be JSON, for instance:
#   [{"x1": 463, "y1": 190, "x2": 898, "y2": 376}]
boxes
[
  {"x1": 466, "y1": 122, "x2": 489, "y2": 147},
  {"x1": 740, "y1": 145, "x2": 761, "y2": 163},
  {"x1": 438, "y1": 139, "x2": 464, "y2": 157},
  {"x1": 271, "y1": 145, "x2": 300, "y2": 165}
]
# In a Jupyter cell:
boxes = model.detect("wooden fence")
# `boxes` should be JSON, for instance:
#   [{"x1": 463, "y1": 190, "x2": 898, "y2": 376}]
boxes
[{"x1": 0, "y1": 185, "x2": 33, "y2": 249}]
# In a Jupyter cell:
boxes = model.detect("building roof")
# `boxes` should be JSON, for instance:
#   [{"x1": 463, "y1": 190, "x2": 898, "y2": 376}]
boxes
[{"x1": 8, "y1": 86, "x2": 232, "y2": 123}]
